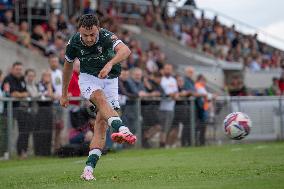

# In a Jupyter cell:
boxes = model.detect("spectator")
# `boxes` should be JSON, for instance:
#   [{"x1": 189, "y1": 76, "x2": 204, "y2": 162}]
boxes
[
  {"x1": 49, "y1": 54, "x2": 63, "y2": 99},
  {"x1": 48, "y1": 54, "x2": 63, "y2": 151},
  {"x1": 25, "y1": 69, "x2": 39, "y2": 98},
  {"x1": 167, "y1": 75, "x2": 189, "y2": 148},
  {"x1": 142, "y1": 72, "x2": 164, "y2": 148},
  {"x1": 267, "y1": 77, "x2": 280, "y2": 96},
  {"x1": 46, "y1": 33, "x2": 66, "y2": 56},
  {"x1": 31, "y1": 25, "x2": 48, "y2": 52},
  {"x1": 1, "y1": 62, "x2": 29, "y2": 158},
  {"x1": 1, "y1": 10, "x2": 13, "y2": 26},
  {"x1": 195, "y1": 74, "x2": 212, "y2": 146},
  {"x1": 0, "y1": 69, "x2": 3, "y2": 114},
  {"x1": 279, "y1": 73, "x2": 284, "y2": 94},
  {"x1": 126, "y1": 67, "x2": 149, "y2": 98},
  {"x1": 57, "y1": 13, "x2": 68, "y2": 32},
  {"x1": 159, "y1": 64, "x2": 179, "y2": 147},
  {"x1": 123, "y1": 68, "x2": 149, "y2": 134},
  {"x1": 0, "y1": 22, "x2": 4, "y2": 36},
  {"x1": 25, "y1": 69, "x2": 39, "y2": 157},
  {"x1": 36, "y1": 70, "x2": 54, "y2": 156},
  {"x1": 228, "y1": 75, "x2": 247, "y2": 96},
  {"x1": 18, "y1": 21, "x2": 32, "y2": 49},
  {"x1": 183, "y1": 66, "x2": 196, "y2": 93}
]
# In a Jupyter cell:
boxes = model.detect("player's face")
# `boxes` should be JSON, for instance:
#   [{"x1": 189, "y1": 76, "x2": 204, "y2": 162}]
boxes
[{"x1": 79, "y1": 26, "x2": 99, "y2": 46}]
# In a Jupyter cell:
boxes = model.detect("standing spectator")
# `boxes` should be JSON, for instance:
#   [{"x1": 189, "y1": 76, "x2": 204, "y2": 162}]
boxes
[
  {"x1": 184, "y1": 66, "x2": 196, "y2": 93},
  {"x1": 123, "y1": 68, "x2": 149, "y2": 134},
  {"x1": 159, "y1": 64, "x2": 179, "y2": 147},
  {"x1": 48, "y1": 54, "x2": 63, "y2": 151},
  {"x1": 24, "y1": 69, "x2": 39, "y2": 156},
  {"x1": 36, "y1": 70, "x2": 54, "y2": 156},
  {"x1": 141, "y1": 73, "x2": 163, "y2": 148},
  {"x1": 1, "y1": 62, "x2": 29, "y2": 158},
  {"x1": 49, "y1": 55, "x2": 63, "y2": 99},
  {"x1": 195, "y1": 74, "x2": 212, "y2": 146},
  {"x1": 25, "y1": 69, "x2": 39, "y2": 98}
]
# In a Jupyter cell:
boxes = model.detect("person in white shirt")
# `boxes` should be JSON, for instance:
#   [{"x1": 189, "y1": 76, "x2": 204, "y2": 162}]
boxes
[
  {"x1": 49, "y1": 55, "x2": 63, "y2": 99},
  {"x1": 49, "y1": 55, "x2": 63, "y2": 151},
  {"x1": 159, "y1": 64, "x2": 179, "y2": 147}
]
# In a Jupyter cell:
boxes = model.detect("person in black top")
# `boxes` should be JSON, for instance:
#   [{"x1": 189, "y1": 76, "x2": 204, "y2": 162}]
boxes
[{"x1": 1, "y1": 62, "x2": 30, "y2": 158}]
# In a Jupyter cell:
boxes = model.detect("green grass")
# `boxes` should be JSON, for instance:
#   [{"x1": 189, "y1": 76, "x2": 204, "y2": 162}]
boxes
[{"x1": 0, "y1": 142, "x2": 284, "y2": 189}]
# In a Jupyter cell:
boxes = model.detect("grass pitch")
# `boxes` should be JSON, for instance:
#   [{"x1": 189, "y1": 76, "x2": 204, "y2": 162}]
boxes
[{"x1": 0, "y1": 142, "x2": 284, "y2": 189}]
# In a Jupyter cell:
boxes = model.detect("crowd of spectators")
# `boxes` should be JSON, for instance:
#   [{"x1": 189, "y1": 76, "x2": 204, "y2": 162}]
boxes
[
  {"x1": 0, "y1": 1, "x2": 282, "y2": 153},
  {"x1": 102, "y1": 1, "x2": 284, "y2": 71}
]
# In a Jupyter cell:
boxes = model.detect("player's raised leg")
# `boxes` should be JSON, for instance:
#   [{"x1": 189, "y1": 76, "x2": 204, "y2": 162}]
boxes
[
  {"x1": 81, "y1": 111, "x2": 107, "y2": 181},
  {"x1": 90, "y1": 90, "x2": 136, "y2": 144}
]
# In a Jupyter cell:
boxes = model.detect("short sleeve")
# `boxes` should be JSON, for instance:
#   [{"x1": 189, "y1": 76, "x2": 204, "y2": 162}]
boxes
[
  {"x1": 104, "y1": 30, "x2": 123, "y2": 50},
  {"x1": 65, "y1": 39, "x2": 77, "y2": 63}
]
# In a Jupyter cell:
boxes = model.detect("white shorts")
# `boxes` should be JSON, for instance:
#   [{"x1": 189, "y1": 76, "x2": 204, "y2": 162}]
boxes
[{"x1": 79, "y1": 73, "x2": 120, "y2": 109}]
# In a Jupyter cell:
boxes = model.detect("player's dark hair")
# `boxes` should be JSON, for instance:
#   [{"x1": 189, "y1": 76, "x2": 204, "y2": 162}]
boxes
[
  {"x1": 12, "y1": 61, "x2": 23, "y2": 68},
  {"x1": 78, "y1": 14, "x2": 100, "y2": 29}
]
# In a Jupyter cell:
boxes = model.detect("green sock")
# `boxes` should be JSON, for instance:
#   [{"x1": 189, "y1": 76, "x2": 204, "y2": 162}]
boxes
[
  {"x1": 86, "y1": 154, "x2": 100, "y2": 168},
  {"x1": 107, "y1": 117, "x2": 124, "y2": 132}
]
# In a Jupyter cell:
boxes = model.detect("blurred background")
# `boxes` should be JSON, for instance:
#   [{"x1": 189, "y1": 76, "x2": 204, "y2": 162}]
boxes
[{"x1": 0, "y1": 0, "x2": 284, "y2": 160}]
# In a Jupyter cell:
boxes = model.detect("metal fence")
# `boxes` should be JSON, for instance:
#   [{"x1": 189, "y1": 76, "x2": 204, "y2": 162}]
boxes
[{"x1": 0, "y1": 96, "x2": 283, "y2": 159}]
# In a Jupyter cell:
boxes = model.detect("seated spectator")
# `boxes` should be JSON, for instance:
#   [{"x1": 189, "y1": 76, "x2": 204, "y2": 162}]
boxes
[
  {"x1": 1, "y1": 10, "x2": 13, "y2": 26},
  {"x1": 18, "y1": 21, "x2": 32, "y2": 49},
  {"x1": 0, "y1": 22, "x2": 5, "y2": 36},
  {"x1": 228, "y1": 75, "x2": 247, "y2": 96},
  {"x1": 267, "y1": 77, "x2": 280, "y2": 96},
  {"x1": 31, "y1": 25, "x2": 48, "y2": 52},
  {"x1": 46, "y1": 33, "x2": 66, "y2": 56}
]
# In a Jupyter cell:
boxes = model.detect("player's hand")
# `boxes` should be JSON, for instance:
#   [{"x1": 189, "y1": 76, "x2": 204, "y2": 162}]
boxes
[
  {"x1": 60, "y1": 96, "x2": 69, "y2": 108},
  {"x1": 98, "y1": 63, "x2": 112, "y2": 79}
]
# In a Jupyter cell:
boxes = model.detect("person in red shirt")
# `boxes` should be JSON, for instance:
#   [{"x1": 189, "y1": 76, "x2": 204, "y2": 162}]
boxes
[{"x1": 68, "y1": 58, "x2": 80, "y2": 105}]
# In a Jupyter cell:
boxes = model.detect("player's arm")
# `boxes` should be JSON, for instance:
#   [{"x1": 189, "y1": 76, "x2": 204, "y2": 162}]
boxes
[
  {"x1": 98, "y1": 42, "x2": 131, "y2": 79},
  {"x1": 60, "y1": 38, "x2": 76, "y2": 107},
  {"x1": 62, "y1": 60, "x2": 73, "y2": 98},
  {"x1": 109, "y1": 42, "x2": 131, "y2": 66}
]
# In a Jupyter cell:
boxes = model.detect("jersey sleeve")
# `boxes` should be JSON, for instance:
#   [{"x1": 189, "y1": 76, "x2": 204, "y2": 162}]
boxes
[
  {"x1": 104, "y1": 30, "x2": 123, "y2": 50},
  {"x1": 65, "y1": 38, "x2": 77, "y2": 63}
]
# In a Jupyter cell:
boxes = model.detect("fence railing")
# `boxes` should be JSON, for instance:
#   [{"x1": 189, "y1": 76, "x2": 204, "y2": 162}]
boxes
[{"x1": 0, "y1": 96, "x2": 283, "y2": 159}]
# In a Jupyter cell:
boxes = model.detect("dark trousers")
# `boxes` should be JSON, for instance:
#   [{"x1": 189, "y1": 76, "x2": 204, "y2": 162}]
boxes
[
  {"x1": 33, "y1": 107, "x2": 53, "y2": 156},
  {"x1": 16, "y1": 109, "x2": 35, "y2": 155}
]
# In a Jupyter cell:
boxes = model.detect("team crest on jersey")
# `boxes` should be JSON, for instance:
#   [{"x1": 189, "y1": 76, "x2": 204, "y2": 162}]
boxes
[
  {"x1": 97, "y1": 46, "x2": 102, "y2": 54},
  {"x1": 81, "y1": 50, "x2": 84, "y2": 55}
]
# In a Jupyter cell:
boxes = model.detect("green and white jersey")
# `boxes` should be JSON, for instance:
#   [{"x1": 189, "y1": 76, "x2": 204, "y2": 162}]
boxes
[{"x1": 65, "y1": 28, "x2": 122, "y2": 78}]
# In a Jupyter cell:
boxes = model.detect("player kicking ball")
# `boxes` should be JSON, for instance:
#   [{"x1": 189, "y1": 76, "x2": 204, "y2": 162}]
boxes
[{"x1": 60, "y1": 14, "x2": 136, "y2": 181}]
